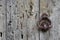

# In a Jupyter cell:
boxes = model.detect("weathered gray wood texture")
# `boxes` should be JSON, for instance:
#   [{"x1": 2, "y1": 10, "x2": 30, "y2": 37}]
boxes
[{"x1": 0, "y1": 0, "x2": 60, "y2": 40}]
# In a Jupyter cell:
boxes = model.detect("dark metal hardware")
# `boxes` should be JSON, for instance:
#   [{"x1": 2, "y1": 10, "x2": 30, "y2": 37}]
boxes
[{"x1": 38, "y1": 13, "x2": 52, "y2": 32}]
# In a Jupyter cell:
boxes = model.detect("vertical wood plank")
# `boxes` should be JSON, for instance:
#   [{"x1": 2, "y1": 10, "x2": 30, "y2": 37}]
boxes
[
  {"x1": 2, "y1": 0, "x2": 60, "y2": 40},
  {"x1": 0, "y1": 0, "x2": 6, "y2": 40},
  {"x1": 5, "y1": 0, "x2": 16, "y2": 40},
  {"x1": 40, "y1": 0, "x2": 53, "y2": 40}
]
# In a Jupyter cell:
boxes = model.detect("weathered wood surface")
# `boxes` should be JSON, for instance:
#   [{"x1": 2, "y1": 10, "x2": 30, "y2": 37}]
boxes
[{"x1": 0, "y1": 0, "x2": 60, "y2": 40}]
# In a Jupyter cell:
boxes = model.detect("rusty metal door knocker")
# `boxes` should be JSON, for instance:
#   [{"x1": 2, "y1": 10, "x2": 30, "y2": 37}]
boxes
[{"x1": 37, "y1": 13, "x2": 52, "y2": 32}]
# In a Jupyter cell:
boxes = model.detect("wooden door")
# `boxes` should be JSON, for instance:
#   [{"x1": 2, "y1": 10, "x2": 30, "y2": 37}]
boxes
[{"x1": 0, "y1": 0, "x2": 60, "y2": 40}]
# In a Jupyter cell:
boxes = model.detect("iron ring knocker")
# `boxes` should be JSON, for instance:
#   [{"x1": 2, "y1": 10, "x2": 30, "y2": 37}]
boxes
[{"x1": 37, "y1": 13, "x2": 52, "y2": 32}]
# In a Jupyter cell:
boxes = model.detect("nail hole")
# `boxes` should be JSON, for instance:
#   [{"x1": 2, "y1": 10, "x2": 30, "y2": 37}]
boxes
[
  {"x1": 0, "y1": 32, "x2": 2, "y2": 37},
  {"x1": 12, "y1": 31, "x2": 14, "y2": 34},
  {"x1": 9, "y1": 6, "x2": 11, "y2": 7},
  {"x1": 0, "y1": 5, "x2": 2, "y2": 7},
  {"x1": 8, "y1": 21, "x2": 12, "y2": 25},
  {"x1": 21, "y1": 34, "x2": 23, "y2": 39}
]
